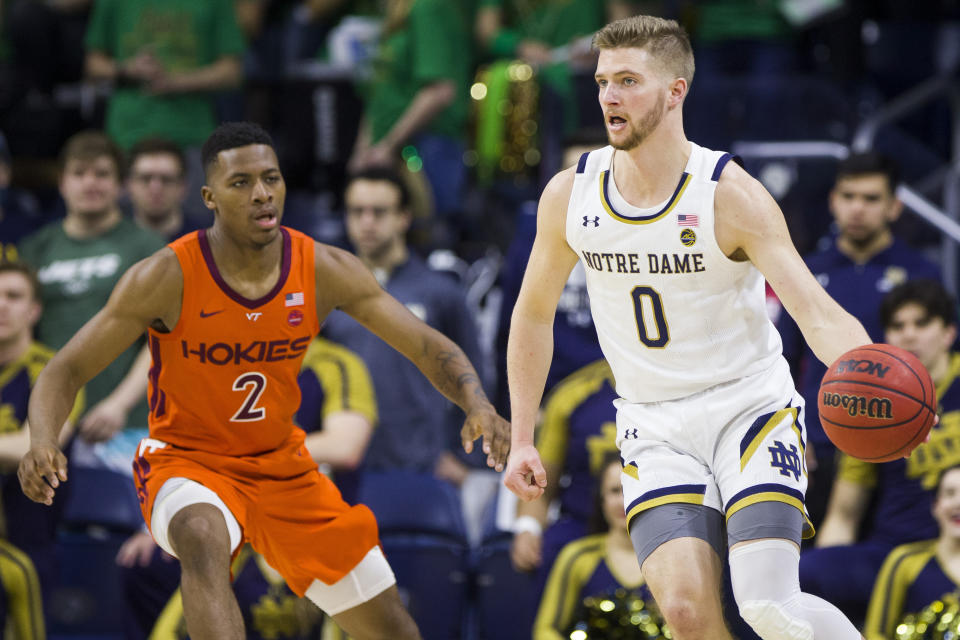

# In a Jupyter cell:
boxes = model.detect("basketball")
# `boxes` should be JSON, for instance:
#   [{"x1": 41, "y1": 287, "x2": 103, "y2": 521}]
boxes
[{"x1": 818, "y1": 344, "x2": 936, "y2": 462}]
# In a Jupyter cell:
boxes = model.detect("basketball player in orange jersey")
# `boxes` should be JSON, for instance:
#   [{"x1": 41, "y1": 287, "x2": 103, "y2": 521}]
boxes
[{"x1": 18, "y1": 122, "x2": 510, "y2": 640}]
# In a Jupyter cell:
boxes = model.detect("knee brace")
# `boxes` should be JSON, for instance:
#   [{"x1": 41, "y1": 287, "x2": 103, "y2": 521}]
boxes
[
  {"x1": 729, "y1": 539, "x2": 860, "y2": 640},
  {"x1": 729, "y1": 539, "x2": 813, "y2": 640},
  {"x1": 738, "y1": 597, "x2": 814, "y2": 640}
]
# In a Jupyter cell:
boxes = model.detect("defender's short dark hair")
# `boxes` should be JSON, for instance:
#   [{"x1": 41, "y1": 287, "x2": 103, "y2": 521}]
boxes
[
  {"x1": 201, "y1": 122, "x2": 275, "y2": 177},
  {"x1": 0, "y1": 261, "x2": 41, "y2": 301},
  {"x1": 128, "y1": 137, "x2": 186, "y2": 176},
  {"x1": 880, "y1": 278, "x2": 957, "y2": 330},
  {"x1": 836, "y1": 152, "x2": 901, "y2": 193},
  {"x1": 345, "y1": 167, "x2": 411, "y2": 210}
]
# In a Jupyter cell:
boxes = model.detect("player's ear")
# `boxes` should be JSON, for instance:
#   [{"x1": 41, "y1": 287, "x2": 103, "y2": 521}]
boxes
[
  {"x1": 201, "y1": 186, "x2": 216, "y2": 212},
  {"x1": 667, "y1": 76, "x2": 687, "y2": 109}
]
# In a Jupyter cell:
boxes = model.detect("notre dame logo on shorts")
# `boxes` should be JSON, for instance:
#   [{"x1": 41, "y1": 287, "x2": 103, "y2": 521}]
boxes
[
  {"x1": 680, "y1": 228, "x2": 696, "y2": 247},
  {"x1": 768, "y1": 440, "x2": 801, "y2": 480}
]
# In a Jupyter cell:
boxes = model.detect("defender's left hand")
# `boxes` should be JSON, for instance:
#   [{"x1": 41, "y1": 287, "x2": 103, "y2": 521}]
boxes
[{"x1": 461, "y1": 407, "x2": 510, "y2": 472}]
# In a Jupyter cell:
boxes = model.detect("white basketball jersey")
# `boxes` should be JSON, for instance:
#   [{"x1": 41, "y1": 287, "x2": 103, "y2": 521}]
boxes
[{"x1": 565, "y1": 142, "x2": 782, "y2": 403}]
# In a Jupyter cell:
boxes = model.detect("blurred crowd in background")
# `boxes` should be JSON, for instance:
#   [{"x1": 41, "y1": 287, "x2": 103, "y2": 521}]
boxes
[{"x1": 1, "y1": 0, "x2": 959, "y2": 639}]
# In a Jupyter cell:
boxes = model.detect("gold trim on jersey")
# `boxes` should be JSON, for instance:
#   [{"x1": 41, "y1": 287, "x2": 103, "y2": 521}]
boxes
[
  {"x1": 625, "y1": 492, "x2": 706, "y2": 526},
  {"x1": 725, "y1": 490, "x2": 815, "y2": 539},
  {"x1": 739, "y1": 407, "x2": 801, "y2": 471},
  {"x1": 790, "y1": 421, "x2": 807, "y2": 479},
  {"x1": 598, "y1": 170, "x2": 691, "y2": 225}
]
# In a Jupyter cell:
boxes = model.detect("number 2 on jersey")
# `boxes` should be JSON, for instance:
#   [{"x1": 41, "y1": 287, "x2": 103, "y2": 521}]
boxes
[
  {"x1": 631, "y1": 286, "x2": 669, "y2": 348},
  {"x1": 231, "y1": 372, "x2": 267, "y2": 421}
]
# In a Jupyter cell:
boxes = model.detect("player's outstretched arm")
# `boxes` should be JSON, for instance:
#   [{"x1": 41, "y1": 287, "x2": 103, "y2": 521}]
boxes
[
  {"x1": 319, "y1": 246, "x2": 510, "y2": 470},
  {"x1": 505, "y1": 169, "x2": 579, "y2": 501},
  {"x1": 714, "y1": 162, "x2": 871, "y2": 367},
  {"x1": 18, "y1": 249, "x2": 181, "y2": 505}
]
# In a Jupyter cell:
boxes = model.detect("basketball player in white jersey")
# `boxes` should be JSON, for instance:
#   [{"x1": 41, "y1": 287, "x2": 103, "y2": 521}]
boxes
[{"x1": 505, "y1": 16, "x2": 872, "y2": 640}]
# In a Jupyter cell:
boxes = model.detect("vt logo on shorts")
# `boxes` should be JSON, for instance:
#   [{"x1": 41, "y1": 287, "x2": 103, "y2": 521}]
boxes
[{"x1": 768, "y1": 441, "x2": 802, "y2": 480}]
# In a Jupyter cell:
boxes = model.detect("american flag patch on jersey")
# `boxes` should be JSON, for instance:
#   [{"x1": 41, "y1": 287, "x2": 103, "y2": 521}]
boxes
[
  {"x1": 677, "y1": 214, "x2": 699, "y2": 227},
  {"x1": 285, "y1": 292, "x2": 304, "y2": 307}
]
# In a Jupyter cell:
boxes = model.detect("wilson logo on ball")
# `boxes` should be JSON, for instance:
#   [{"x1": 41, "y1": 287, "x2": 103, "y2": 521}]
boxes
[
  {"x1": 833, "y1": 359, "x2": 891, "y2": 378},
  {"x1": 819, "y1": 344, "x2": 935, "y2": 463},
  {"x1": 821, "y1": 392, "x2": 893, "y2": 419}
]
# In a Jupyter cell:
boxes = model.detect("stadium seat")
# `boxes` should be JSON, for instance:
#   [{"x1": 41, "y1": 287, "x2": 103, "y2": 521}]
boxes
[
  {"x1": 358, "y1": 471, "x2": 471, "y2": 640},
  {"x1": 61, "y1": 467, "x2": 143, "y2": 532},
  {"x1": 47, "y1": 529, "x2": 127, "y2": 639},
  {"x1": 48, "y1": 468, "x2": 142, "y2": 638},
  {"x1": 470, "y1": 492, "x2": 539, "y2": 640}
]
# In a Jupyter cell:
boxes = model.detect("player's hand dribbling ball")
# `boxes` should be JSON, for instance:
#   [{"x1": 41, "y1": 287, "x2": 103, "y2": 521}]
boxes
[{"x1": 818, "y1": 343, "x2": 936, "y2": 462}]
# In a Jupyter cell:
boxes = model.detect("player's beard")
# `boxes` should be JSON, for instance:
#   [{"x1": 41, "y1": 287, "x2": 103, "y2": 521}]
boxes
[{"x1": 609, "y1": 93, "x2": 667, "y2": 151}]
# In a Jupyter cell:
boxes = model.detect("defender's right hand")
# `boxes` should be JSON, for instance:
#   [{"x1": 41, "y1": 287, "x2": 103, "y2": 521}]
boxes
[
  {"x1": 503, "y1": 444, "x2": 547, "y2": 501},
  {"x1": 18, "y1": 444, "x2": 67, "y2": 506}
]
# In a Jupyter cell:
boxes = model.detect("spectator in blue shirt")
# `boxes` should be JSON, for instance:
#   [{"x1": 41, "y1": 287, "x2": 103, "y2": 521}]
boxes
[
  {"x1": 777, "y1": 151, "x2": 941, "y2": 529},
  {"x1": 323, "y1": 167, "x2": 485, "y2": 479},
  {"x1": 800, "y1": 278, "x2": 960, "y2": 626}
]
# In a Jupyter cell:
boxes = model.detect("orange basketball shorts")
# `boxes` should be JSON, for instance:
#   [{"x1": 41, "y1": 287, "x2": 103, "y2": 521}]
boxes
[{"x1": 132, "y1": 427, "x2": 380, "y2": 596}]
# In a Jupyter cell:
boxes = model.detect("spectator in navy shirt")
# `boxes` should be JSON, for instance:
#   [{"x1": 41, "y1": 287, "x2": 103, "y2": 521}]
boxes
[
  {"x1": 800, "y1": 278, "x2": 960, "y2": 627},
  {"x1": 323, "y1": 167, "x2": 485, "y2": 480},
  {"x1": 777, "y1": 151, "x2": 942, "y2": 528}
]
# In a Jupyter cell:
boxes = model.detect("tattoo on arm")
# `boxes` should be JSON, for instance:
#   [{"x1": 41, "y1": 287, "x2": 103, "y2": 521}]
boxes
[{"x1": 432, "y1": 344, "x2": 486, "y2": 406}]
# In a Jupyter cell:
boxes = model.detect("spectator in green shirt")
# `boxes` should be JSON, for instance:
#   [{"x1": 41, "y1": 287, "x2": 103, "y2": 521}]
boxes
[
  {"x1": 684, "y1": 0, "x2": 799, "y2": 77},
  {"x1": 348, "y1": 0, "x2": 470, "y2": 248},
  {"x1": 83, "y1": 0, "x2": 246, "y2": 152},
  {"x1": 475, "y1": 0, "x2": 634, "y2": 181},
  {"x1": 18, "y1": 130, "x2": 165, "y2": 471}
]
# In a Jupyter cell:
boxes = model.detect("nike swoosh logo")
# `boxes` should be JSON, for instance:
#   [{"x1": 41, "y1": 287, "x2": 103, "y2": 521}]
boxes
[{"x1": 200, "y1": 309, "x2": 224, "y2": 318}]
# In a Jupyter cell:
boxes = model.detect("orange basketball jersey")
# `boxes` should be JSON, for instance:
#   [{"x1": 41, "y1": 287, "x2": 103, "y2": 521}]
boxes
[{"x1": 146, "y1": 227, "x2": 320, "y2": 456}]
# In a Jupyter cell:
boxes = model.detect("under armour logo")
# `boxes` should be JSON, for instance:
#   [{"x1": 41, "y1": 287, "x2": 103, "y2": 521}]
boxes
[
  {"x1": 583, "y1": 216, "x2": 600, "y2": 227},
  {"x1": 624, "y1": 428, "x2": 639, "y2": 439},
  {"x1": 768, "y1": 441, "x2": 802, "y2": 480}
]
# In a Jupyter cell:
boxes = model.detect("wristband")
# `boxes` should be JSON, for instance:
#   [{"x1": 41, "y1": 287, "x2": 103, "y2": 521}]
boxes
[{"x1": 513, "y1": 515, "x2": 543, "y2": 536}]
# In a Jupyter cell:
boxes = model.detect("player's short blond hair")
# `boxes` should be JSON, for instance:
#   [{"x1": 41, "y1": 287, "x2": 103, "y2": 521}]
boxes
[{"x1": 592, "y1": 16, "x2": 695, "y2": 85}]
